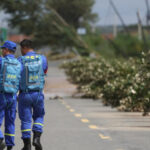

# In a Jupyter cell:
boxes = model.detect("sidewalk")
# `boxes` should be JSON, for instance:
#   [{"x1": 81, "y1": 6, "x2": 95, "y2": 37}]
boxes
[{"x1": 44, "y1": 60, "x2": 77, "y2": 98}]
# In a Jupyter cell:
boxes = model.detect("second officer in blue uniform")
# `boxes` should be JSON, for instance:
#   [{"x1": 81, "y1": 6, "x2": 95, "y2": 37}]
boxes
[{"x1": 18, "y1": 39, "x2": 48, "y2": 150}]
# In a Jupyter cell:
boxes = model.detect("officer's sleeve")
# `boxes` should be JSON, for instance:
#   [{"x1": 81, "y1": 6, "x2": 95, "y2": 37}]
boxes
[
  {"x1": 0, "y1": 57, "x2": 2, "y2": 70},
  {"x1": 41, "y1": 55, "x2": 48, "y2": 74}
]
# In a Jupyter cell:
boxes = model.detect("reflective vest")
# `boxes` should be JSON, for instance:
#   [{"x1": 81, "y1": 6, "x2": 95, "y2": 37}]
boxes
[
  {"x1": 0, "y1": 57, "x2": 21, "y2": 94},
  {"x1": 20, "y1": 55, "x2": 45, "y2": 91}
]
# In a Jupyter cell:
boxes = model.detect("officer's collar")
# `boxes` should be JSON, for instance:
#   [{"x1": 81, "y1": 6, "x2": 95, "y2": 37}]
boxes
[
  {"x1": 4, "y1": 54, "x2": 15, "y2": 58},
  {"x1": 25, "y1": 51, "x2": 35, "y2": 56}
]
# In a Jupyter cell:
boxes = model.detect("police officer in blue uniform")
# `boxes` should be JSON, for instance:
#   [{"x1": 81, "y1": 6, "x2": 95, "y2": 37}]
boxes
[
  {"x1": 18, "y1": 39, "x2": 48, "y2": 150},
  {"x1": 0, "y1": 41, "x2": 21, "y2": 150}
]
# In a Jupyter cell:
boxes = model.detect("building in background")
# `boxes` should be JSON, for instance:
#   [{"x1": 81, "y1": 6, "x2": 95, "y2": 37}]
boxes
[{"x1": 8, "y1": 34, "x2": 30, "y2": 43}]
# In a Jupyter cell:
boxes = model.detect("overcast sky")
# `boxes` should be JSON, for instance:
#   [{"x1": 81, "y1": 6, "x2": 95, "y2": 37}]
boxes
[
  {"x1": 0, "y1": 0, "x2": 148, "y2": 27},
  {"x1": 93, "y1": 0, "x2": 147, "y2": 26}
]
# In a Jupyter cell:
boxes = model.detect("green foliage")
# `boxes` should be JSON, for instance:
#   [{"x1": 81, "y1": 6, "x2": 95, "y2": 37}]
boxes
[
  {"x1": 83, "y1": 33, "x2": 103, "y2": 49},
  {"x1": 0, "y1": 0, "x2": 43, "y2": 35},
  {"x1": 80, "y1": 33, "x2": 145, "y2": 59},
  {"x1": 47, "y1": 0, "x2": 97, "y2": 29},
  {"x1": 82, "y1": 33, "x2": 116, "y2": 59},
  {"x1": 61, "y1": 52, "x2": 150, "y2": 115},
  {"x1": 110, "y1": 34, "x2": 145, "y2": 57},
  {"x1": 0, "y1": 0, "x2": 97, "y2": 49}
]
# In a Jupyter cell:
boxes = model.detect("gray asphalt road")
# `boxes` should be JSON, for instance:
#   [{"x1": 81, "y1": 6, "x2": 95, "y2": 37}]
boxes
[{"x1": 4, "y1": 60, "x2": 150, "y2": 150}]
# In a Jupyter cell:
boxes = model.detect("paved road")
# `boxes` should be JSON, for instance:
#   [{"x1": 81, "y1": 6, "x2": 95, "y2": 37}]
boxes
[{"x1": 6, "y1": 60, "x2": 150, "y2": 150}]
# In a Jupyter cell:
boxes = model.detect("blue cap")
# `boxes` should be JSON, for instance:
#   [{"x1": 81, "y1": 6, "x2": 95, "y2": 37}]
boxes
[{"x1": 0, "y1": 41, "x2": 17, "y2": 52}]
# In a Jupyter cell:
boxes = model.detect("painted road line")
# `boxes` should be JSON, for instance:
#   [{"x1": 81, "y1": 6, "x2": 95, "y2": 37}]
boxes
[
  {"x1": 59, "y1": 99, "x2": 64, "y2": 102},
  {"x1": 69, "y1": 109, "x2": 75, "y2": 112},
  {"x1": 81, "y1": 118, "x2": 90, "y2": 123},
  {"x1": 88, "y1": 125, "x2": 99, "y2": 130},
  {"x1": 99, "y1": 133, "x2": 112, "y2": 140},
  {"x1": 61, "y1": 101, "x2": 66, "y2": 104},
  {"x1": 66, "y1": 105, "x2": 71, "y2": 109},
  {"x1": 74, "y1": 113, "x2": 82, "y2": 117}
]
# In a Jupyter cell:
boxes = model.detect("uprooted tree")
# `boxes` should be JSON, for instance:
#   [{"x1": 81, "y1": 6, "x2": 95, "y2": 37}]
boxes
[{"x1": 0, "y1": 0, "x2": 97, "y2": 53}]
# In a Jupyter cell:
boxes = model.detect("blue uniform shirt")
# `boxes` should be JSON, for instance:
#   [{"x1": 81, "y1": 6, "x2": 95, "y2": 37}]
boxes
[
  {"x1": 0, "y1": 54, "x2": 15, "y2": 68},
  {"x1": 18, "y1": 51, "x2": 48, "y2": 74}
]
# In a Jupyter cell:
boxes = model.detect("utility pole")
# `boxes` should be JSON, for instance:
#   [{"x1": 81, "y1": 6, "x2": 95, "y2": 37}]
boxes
[
  {"x1": 110, "y1": 0, "x2": 130, "y2": 36},
  {"x1": 137, "y1": 10, "x2": 148, "y2": 51},
  {"x1": 145, "y1": 0, "x2": 150, "y2": 26},
  {"x1": 113, "y1": 14, "x2": 118, "y2": 38},
  {"x1": 137, "y1": 10, "x2": 142, "y2": 40}
]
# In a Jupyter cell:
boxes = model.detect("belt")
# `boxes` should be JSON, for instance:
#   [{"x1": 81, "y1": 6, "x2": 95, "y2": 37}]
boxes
[
  {"x1": 0, "y1": 91, "x2": 13, "y2": 94},
  {"x1": 20, "y1": 90, "x2": 41, "y2": 93}
]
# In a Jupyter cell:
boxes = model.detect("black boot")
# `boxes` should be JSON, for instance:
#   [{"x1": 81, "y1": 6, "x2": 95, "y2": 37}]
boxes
[
  {"x1": 7, "y1": 146, "x2": 13, "y2": 150},
  {"x1": 32, "y1": 131, "x2": 42, "y2": 150},
  {"x1": 22, "y1": 138, "x2": 31, "y2": 150},
  {"x1": 0, "y1": 138, "x2": 6, "y2": 150}
]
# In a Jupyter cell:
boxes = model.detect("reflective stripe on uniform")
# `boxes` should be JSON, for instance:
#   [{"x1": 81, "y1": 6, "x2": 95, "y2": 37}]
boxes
[
  {"x1": 5, "y1": 133, "x2": 15, "y2": 137},
  {"x1": 21, "y1": 129, "x2": 31, "y2": 132},
  {"x1": 33, "y1": 123, "x2": 44, "y2": 127}
]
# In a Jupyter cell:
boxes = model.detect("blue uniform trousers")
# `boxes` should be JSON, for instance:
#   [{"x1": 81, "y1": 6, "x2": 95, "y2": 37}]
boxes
[
  {"x1": 18, "y1": 92, "x2": 45, "y2": 139},
  {"x1": 0, "y1": 93, "x2": 17, "y2": 146}
]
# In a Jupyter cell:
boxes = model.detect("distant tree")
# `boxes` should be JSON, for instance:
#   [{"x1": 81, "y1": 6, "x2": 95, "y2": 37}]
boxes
[
  {"x1": 0, "y1": 0, "x2": 97, "y2": 50},
  {"x1": 47, "y1": 0, "x2": 97, "y2": 29}
]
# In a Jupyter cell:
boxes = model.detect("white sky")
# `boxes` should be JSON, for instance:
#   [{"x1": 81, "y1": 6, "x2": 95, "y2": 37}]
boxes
[
  {"x1": 0, "y1": 0, "x2": 148, "y2": 27},
  {"x1": 93, "y1": 0, "x2": 147, "y2": 25}
]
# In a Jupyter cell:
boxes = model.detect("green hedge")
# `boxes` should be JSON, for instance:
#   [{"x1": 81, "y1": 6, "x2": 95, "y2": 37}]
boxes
[{"x1": 61, "y1": 52, "x2": 150, "y2": 115}]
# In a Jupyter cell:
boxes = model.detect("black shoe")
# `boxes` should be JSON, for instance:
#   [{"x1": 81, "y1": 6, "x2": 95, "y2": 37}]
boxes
[
  {"x1": 7, "y1": 146, "x2": 13, "y2": 150},
  {"x1": 32, "y1": 131, "x2": 42, "y2": 150},
  {"x1": 0, "y1": 138, "x2": 6, "y2": 150},
  {"x1": 22, "y1": 138, "x2": 31, "y2": 150}
]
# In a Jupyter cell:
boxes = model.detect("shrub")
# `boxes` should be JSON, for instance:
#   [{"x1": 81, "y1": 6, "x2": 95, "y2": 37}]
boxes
[{"x1": 61, "y1": 52, "x2": 150, "y2": 115}]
